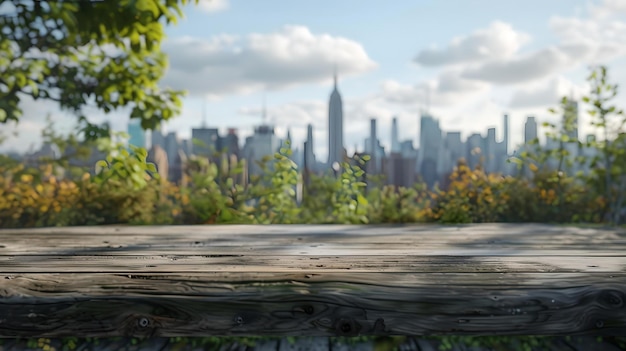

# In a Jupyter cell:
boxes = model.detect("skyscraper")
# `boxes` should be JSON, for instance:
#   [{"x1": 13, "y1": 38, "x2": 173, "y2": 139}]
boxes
[
  {"x1": 503, "y1": 114, "x2": 509, "y2": 155},
  {"x1": 242, "y1": 124, "x2": 280, "y2": 177},
  {"x1": 485, "y1": 127, "x2": 497, "y2": 174},
  {"x1": 466, "y1": 133, "x2": 485, "y2": 170},
  {"x1": 328, "y1": 71, "x2": 344, "y2": 167},
  {"x1": 391, "y1": 117, "x2": 400, "y2": 153},
  {"x1": 192, "y1": 127, "x2": 220, "y2": 157},
  {"x1": 127, "y1": 119, "x2": 145, "y2": 149},
  {"x1": 564, "y1": 100, "x2": 579, "y2": 141},
  {"x1": 368, "y1": 118, "x2": 378, "y2": 174},
  {"x1": 150, "y1": 122, "x2": 164, "y2": 150},
  {"x1": 418, "y1": 114, "x2": 442, "y2": 188},
  {"x1": 525, "y1": 116, "x2": 538, "y2": 144},
  {"x1": 304, "y1": 124, "x2": 316, "y2": 172}
]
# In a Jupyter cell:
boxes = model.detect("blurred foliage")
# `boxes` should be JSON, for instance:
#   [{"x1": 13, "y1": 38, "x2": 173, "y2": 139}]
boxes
[
  {"x1": 429, "y1": 160, "x2": 507, "y2": 224},
  {"x1": 581, "y1": 66, "x2": 626, "y2": 225},
  {"x1": 0, "y1": 0, "x2": 198, "y2": 137},
  {"x1": 1, "y1": 66, "x2": 624, "y2": 227}
]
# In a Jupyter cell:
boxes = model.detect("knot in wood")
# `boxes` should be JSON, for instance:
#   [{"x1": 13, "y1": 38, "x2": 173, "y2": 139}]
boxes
[
  {"x1": 334, "y1": 317, "x2": 360, "y2": 336},
  {"x1": 234, "y1": 315, "x2": 244, "y2": 326},
  {"x1": 303, "y1": 305, "x2": 314, "y2": 315},
  {"x1": 137, "y1": 317, "x2": 150, "y2": 329},
  {"x1": 596, "y1": 320, "x2": 605, "y2": 329}
]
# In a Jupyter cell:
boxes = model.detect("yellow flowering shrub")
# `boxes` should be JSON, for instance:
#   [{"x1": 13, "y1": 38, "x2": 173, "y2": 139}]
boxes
[{"x1": 430, "y1": 160, "x2": 509, "y2": 223}]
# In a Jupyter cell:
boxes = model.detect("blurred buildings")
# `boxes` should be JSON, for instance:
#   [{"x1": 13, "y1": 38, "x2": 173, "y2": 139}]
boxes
[{"x1": 9, "y1": 73, "x2": 604, "y2": 193}]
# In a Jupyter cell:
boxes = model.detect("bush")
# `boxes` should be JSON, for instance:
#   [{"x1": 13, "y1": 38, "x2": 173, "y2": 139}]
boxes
[{"x1": 429, "y1": 160, "x2": 509, "y2": 223}]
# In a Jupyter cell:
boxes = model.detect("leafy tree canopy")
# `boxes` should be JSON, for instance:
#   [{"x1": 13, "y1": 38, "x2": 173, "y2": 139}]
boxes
[{"x1": 0, "y1": 0, "x2": 199, "y2": 138}]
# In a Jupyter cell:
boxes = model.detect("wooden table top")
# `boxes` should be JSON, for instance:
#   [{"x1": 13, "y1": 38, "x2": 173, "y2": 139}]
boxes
[{"x1": 1, "y1": 224, "x2": 625, "y2": 337}]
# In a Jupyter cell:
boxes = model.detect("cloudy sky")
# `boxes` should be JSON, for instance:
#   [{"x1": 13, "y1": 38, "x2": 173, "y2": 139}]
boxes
[{"x1": 2, "y1": 0, "x2": 626, "y2": 160}]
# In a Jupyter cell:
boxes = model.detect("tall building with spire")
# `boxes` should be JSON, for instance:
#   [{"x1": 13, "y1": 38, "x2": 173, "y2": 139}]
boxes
[
  {"x1": 391, "y1": 117, "x2": 400, "y2": 153},
  {"x1": 304, "y1": 124, "x2": 316, "y2": 174},
  {"x1": 328, "y1": 69, "x2": 344, "y2": 167}
]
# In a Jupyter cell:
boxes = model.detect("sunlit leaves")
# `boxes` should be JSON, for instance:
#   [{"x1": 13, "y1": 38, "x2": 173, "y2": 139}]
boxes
[
  {"x1": 583, "y1": 65, "x2": 626, "y2": 225},
  {"x1": 0, "y1": 0, "x2": 198, "y2": 134}
]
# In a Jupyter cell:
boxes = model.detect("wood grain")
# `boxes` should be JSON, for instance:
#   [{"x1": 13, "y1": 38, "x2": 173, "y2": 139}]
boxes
[{"x1": 0, "y1": 224, "x2": 625, "y2": 337}]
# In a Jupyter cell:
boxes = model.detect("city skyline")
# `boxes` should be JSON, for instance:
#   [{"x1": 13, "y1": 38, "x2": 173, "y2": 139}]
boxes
[{"x1": 1, "y1": 0, "x2": 625, "y2": 159}]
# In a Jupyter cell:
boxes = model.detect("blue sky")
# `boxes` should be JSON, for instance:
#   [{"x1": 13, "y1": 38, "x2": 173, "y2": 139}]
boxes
[{"x1": 3, "y1": 0, "x2": 626, "y2": 160}]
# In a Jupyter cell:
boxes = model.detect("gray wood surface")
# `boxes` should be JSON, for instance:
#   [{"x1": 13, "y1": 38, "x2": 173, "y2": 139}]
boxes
[{"x1": 0, "y1": 224, "x2": 625, "y2": 337}]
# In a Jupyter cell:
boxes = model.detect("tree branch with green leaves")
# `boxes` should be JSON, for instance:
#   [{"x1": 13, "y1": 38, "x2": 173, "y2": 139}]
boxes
[{"x1": 0, "y1": 0, "x2": 199, "y2": 137}]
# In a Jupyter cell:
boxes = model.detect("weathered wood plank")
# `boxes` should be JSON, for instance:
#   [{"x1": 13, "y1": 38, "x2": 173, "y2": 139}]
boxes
[
  {"x1": 0, "y1": 255, "x2": 624, "y2": 273},
  {"x1": 1, "y1": 224, "x2": 625, "y2": 257},
  {"x1": 1, "y1": 272, "x2": 626, "y2": 337},
  {"x1": 0, "y1": 224, "x2": 625, "y2": 337}
]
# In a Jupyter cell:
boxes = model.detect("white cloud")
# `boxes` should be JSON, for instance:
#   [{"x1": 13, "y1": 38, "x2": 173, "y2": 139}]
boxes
[
  {"x1": 197, "y1": 0, "x2": 229, "y2": 13},
  {"x1": 162, "y1": 26, "x2": 377, "y2": 97},
  {"x1": 509, "y1": 76, "x2": 587, "y2": 109},
  {"x1": 460, "y1": 47, "x2": 574, "y2": 84},
  {"x1": 549, "y1": 0, "x2": 626, "y2": 64},
  {"x1": 414, "y1": 21, "x2": 531, "y2": 66},
  {"x1": 237, "y1": 100, "x2": 326, "y2": 128},
  {"x1": 380, "y1": 70, "x2": 489, "y2": 107},
  {"x1": 589, "y1": 0, "x2": 626, "y2": 19}
]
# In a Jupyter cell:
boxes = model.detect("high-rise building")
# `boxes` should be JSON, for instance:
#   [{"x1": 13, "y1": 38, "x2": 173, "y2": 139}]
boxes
[
  {"x1": 466, "y1": 133, "x2": 485, "y2": 170},
  {"x1": 417, "y1": 114, "x2": 442, "y2": 188},
  {"x1": 192, "y1": 127, "x2": 220, "y2": 157},
  {"x1": 304, "y1": 124, "x2": 316, "y2": 173},
  {"x1": 503, "y1": 114, "x2": 509, "y2": 155},
  {"x1": 400, "y1": 140, "x2": 417, "y2": 159},
  {"x1": 221, "y1": 128, "x2": 240, "y2": 158},
  {"x1": 328, "y1": 71, "x2": 344, "y2": 168},
  {"x1": 525, "y1": 116, "x2": 538, "y2": 144},
  {"x1": 150, "y1": 123, "x2": 164, "y2": 150},
  {"x1": 564, "y1": 100, "x2": 579, "y2": 141},
  {"x1": 445, "y1": 132, "x2": 464, "y2": 164},
  {"x1": 242, "y1": 124, "x2": 280, "y2": 177},
  {"x1": 164, "y1": 132, "x2": 179, "y2": 167},
  {"x1": 127, "y1": 119, "x2": 145, "y2": 149},
  {"x1": 368, "y1": 118, "x2": 378, "y2": 173},
  {"x1": 485, "y1": 127, "x2": 497, "y2": 174},
  {"x1": 391, "y1": 117, "x2": 400, "y2": 153},
  {"x1": 383, "y1": 152, "x2": 416, "y2": 189}
]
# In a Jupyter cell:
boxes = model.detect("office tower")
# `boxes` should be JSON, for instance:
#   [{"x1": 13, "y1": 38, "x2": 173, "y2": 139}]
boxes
[
  {"x1": 525, "y1": 116, "x2": 538, "y2": 144},
  {"x1": 147, "y1": 144, "x2": 169, "y2": 181},
  {"x1": 418, "y1": 114, "x2": 442, "y2": 188},
  {"x1": 400, "y1": 140, "x2": 417, "y2": 159},
  {"x1": 485, "y1": 128, "x2": 497, "y2": 174},
  {"x1": 242, "y1": 125, "x2": 280, "y2": 177},
  {"x1": 191, "y1": 127, "x2": 220, "y2": 157},
  {"x1": 466, "y1": 133, "x2": 485, "y2": 170},
  {"x1": 181, "y1": 139, "x2": 192, "y2": 158},
  {"x1": 444, "y1": 131, "x2": 464, "y2": 169},
  {"x1": 564, "y1": 100, "x2": 579, "y2": 141},
  {"x1": 150, "y1": 123, "x2": 164, "y2": 150},
  {"x1": 221, "y1": 128, "x2": 240, "y2": 158},
  {"x1": 127, "y1": 119, "x2": 145, "y2": 149},
  {"x1": 328, "y1": 70, "x2": 344, "y2": 167},
  {"x1": 391, "y1": 117, "x2": 400, "y2": 153},
  {"x1": 304, "y1": 124, "x2": 316, "y2": 172},
  {"x1": 164, "y1": 132, "x2": 179, "y2": 166},
  {"x1": 503, "y1": 114, "x2": 509, "y2": 155},
  {"x1": 384, "y1": 153, "x2": 417, "y2": 189},
  {"x1": 369, "y1": 118, "x2": 378, "y2": 173}
]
